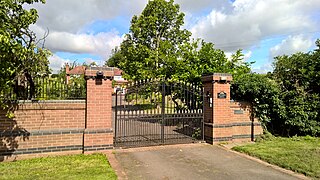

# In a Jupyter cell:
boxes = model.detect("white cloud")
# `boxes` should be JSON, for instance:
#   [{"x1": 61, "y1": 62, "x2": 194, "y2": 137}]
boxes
[
  {"x1": 243, "y1": 51, "x2": 252, "y2": 61},
  {"x1": 224, "y1": 50, "x2": 252, "y2": 62},
  {"x1": 46, "y1": 31, "x2": 123, "y2": 58},
  {"x1": 49, "y1": 55, "x2": 70, "y2": 73},
  {"x1": 177, "y1": 0, "x2": 232, "y2": 13},
  {"x1": 28, "y1": 0, "x2": 145, "y2": 59},
  {"x1": 270, "y1": 35, "x2": 313, "y2": 58},
  {"x1": 31, "y1": 0, "x2": 148, "y2": 33},
  {"x1": 252, "y1": 63, "x2": 273, "y2": 74},
  {"x1": 31, "y1": 25, "x2": 123, "y2": 59},
  {"x1": 191, "y1": 0, "x2": 320, "y2": 51}
]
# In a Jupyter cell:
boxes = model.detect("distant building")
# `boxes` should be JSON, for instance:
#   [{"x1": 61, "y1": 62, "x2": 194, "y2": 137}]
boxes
[{"x1": 65, "y1": 64, "x2": 86, "y2": 84}]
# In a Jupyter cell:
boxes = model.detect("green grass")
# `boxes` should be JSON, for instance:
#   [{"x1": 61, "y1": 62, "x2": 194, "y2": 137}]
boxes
[
  {"x1": 0, "y1": 153, "x2": 117, "y2": 180},
  {"x1": 232, "y1": 136, "x2": 320, "y2": 178}
]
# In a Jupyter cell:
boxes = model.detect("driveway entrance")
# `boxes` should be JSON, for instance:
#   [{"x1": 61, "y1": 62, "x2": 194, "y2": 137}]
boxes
[{"x1": 114, "y1": 144, "x2": 301, "y2": 180}]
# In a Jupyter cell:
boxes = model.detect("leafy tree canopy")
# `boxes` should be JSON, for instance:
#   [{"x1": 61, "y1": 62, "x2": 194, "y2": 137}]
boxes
[
  {"x1": 107, "y1": 0, "x2": 252, "y2": 82},
  {"x1": 177, "y1": 39, "x2": 252, "y2": 82},
  {"x1": 105, "y1": 47, "x2": 124, "y2": 67},
  {"x1": 117, "y1": 0, "x2": 191, "y2": 80},
  {"x1": 0, "y1": 0, "x2": 50, "y2": 113}
]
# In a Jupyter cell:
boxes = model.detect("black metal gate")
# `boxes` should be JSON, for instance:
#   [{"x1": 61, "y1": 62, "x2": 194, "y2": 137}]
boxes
[{"x1": 114, "y1": 79, "x2": 203, "y2": 147}]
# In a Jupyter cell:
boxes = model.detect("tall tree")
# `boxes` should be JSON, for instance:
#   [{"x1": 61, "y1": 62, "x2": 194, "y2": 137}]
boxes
[
  {"x1": 0, "y1": 0, "x2": 50, "y2": 110},
  {"x1": 113, "y1": 0, "x2": 251, "y2": 82},
  {"x1": 119, "y1": 0, "x2": 191, "y2": 80}
]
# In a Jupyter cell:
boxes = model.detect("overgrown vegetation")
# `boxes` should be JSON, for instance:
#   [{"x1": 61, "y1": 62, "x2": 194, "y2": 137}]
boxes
[
  {"x1": 0, "y1": 154, "x2": 117, "y2": 180},
  {"x1": 0, "y1": 0, "x2": 50, "y2": 105},
  {"x1": 233, "y1": 40, "x2": 320, "y2": 137},
  {"x1": 232, "y1": 136, "x2": 320, "y2": 178}
]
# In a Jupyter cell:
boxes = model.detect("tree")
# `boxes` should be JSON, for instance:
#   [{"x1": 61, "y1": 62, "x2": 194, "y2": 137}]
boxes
[
  {"x1": 118, "y1": 0, "x2": 191, "y2": 80},
  {"x1": 272, "y1": 39, "x2": 320, "y2": 136},
  {"x1": 105, "y1": 47, "x2": 124, "y2": 67},
  {"x1": 176, "y1": 39, "x2": 252, "y2": 83},
  {"x1": 112, "y1": 0, "x2": 252, "y2": 82},
  {"x1": 0, "y1": 0, "x2": 50, "y2": 114}
]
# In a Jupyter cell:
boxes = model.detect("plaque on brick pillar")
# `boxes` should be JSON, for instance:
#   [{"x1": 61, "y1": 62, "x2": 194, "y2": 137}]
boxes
[{"x1": 217, "y1": 91, "x2": 227, "y2": 99}]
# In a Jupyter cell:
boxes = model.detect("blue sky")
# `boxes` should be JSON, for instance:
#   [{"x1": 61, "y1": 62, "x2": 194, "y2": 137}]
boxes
[{"x1": 29, "y1": 0, "x2": 320, "y2": 73}]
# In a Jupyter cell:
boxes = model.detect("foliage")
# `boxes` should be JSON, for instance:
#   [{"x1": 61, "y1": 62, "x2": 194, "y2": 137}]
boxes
[
  {"x1": 0, "y1": 154, "x2": 117, "y2": 180},
  {"x1": 272, "y1": 41, "x2": 320, "y2": 136},
  {"x1": 0, "y1": 0, "x2": 50, "y2": 111},
  {"x1": 177, "y1": 39, "x2": 252, "y2": 83},
  {"x1": 46, "y1": 76, "x2": 85, "y2": 100},
  {"x1": 49, "y1": 60, "x2": 87, "y2": 100},
  {"x1": 105, "y1": 46, "x2": 125, "y2": 67},
  {"x1": 232, "y1": 136, "x2": 320, "y2": 178},
  {"x1": 232, "y1": 73, "x2": 286, "y2": 134},
  {"x1": 234, "y1": 39, "x2": 320, "y2": 137},
  {"x1": 117, "y1": 0, "x2": 191, "y2": 80}
]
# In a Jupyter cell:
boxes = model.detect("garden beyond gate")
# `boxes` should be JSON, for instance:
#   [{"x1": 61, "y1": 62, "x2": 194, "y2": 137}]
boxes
[{"x1": 114, "y1": 79, "x2": 204, "y2": 147}]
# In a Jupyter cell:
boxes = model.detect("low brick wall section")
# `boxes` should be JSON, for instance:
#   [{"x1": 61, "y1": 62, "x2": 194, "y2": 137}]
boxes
[
  {"x1": 212, "y1": 101, "x2": 263, "y2": 142},
  {"x1": 0, "y1": 100, "x2": 112, "y2": 161}
]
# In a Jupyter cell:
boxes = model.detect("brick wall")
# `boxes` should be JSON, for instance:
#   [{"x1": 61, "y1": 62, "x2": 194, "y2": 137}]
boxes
[
  {"x1": 0, "y1": 69, "x2": 115, "y2": 161},
  {"x1": 202, "y1": 73, "x2": 263, "y2": 143},
  {"x1": 0, "y1": 100, "x2": 85, "y2": 161}
]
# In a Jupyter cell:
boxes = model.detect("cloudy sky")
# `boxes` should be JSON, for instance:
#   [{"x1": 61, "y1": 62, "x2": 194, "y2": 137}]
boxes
[{"x1": 29, "y1": 0, "x2": 320, "y2": 73}]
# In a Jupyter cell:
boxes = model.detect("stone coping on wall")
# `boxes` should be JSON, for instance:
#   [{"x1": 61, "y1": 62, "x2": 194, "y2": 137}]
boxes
[
  {"x1": 2, "y1": 100, "x2": 86, "y2": 110},
  {"x1": 11, "y1": 100, "x2": 86, "y2": 104},
  {"x1": 0, "y1": 128, "x2": 113, "y2": 137}
]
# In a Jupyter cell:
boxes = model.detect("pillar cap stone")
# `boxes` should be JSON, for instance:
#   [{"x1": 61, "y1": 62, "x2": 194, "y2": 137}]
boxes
[
  {"x1": 201, "y1": 73, "x2": 232, "y2": 83},
  {"x1": 85, "y1": 67, "x2": 114, "y2": 80}
]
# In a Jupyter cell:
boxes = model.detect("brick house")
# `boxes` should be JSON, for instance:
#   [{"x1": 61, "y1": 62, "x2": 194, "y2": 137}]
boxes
[{"x1": 65, "y1": 64, "x2": 86, "y2": 84}]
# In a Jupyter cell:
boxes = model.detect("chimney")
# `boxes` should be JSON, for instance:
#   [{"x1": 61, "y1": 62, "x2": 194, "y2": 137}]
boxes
[
  {"x1": 65, "y1": 63, "x2": 70, "y2": 74},
  {"x1": 65, "y1": 63, "x2": 70, "y2": 84}
]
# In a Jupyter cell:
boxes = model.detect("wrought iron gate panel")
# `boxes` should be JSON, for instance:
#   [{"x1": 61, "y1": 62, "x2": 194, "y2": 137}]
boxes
[{"x1": 114, "y1": 79, "x2": 203, "y2": 147}]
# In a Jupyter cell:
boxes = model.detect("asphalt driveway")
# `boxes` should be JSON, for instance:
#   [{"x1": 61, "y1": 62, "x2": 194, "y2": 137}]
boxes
[{"x1": 114, "y1": 143, "x2": 303, "y2": 180}]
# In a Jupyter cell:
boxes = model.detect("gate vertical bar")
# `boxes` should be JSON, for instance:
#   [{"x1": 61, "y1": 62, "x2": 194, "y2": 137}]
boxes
[
  {"x1": 114, "y1": 89, "x2": 118, "y2": 145},
  {"x1": 201, "y1": 85, "x2": 205, "y2": 141},
  {"x1": 161, "y1": 80, "x2": 165, "y2": 143}
]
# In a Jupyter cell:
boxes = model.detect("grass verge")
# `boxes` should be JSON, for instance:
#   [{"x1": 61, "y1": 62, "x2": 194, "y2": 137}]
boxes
[
  {"x1": 0, "y1": 153, "x2": 117, "y2": 180},
  {"x1": 232, "y1": 136, "x2": 320, "y2": 178}
]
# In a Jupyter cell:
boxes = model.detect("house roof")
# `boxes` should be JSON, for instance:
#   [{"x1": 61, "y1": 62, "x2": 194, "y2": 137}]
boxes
[
  {"x1": 113, "y1": 68, "x2": 123, "y2": 76},
  {"x1": 68, "y1": 66, "x2": 86, "y2": 75}
]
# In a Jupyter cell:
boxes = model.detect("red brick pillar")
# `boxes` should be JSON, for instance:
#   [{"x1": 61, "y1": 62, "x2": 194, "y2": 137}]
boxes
[
  {"x1": 202, "y1": 73, "x2": 233, "y2": 143},
  {"x1": 84, "y1": 68, "x2": 114, "y2": 152}
]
